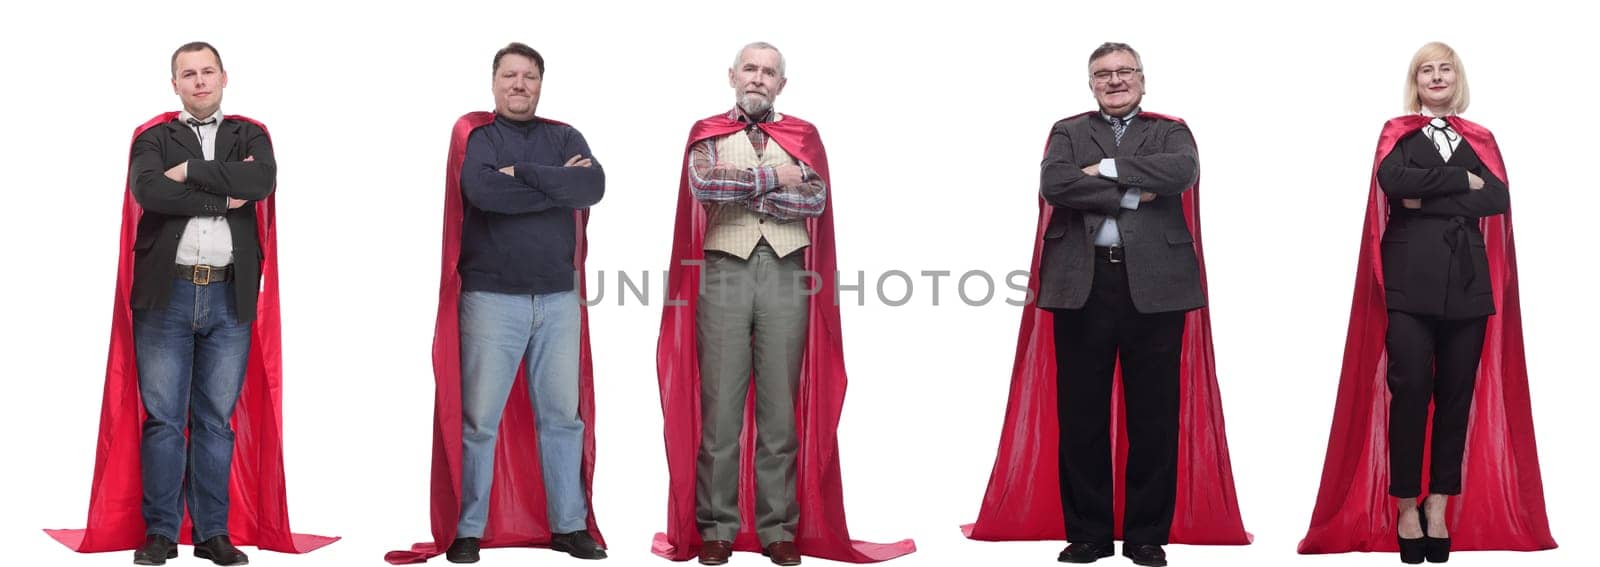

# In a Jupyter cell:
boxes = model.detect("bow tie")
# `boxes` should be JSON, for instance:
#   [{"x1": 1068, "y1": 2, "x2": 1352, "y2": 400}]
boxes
[
  {"x1": 187, "y1": 117, "x2": 217, "y2": 127},
  {"x1": 1424, "y1": 117, "x2": 1459, "y2": 161}
]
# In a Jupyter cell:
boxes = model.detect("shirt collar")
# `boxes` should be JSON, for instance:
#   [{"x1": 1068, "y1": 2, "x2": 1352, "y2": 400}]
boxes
[
  {"x1": 494, "y1": 112, "x2": 540, "y2": 129},
  {"x1": 1420, "y1": 109, "x2": 1457, "y2": 131},
  {"x1": 180, "y1": 108, "x2": 222, "y2": 126},
  {"x1": 1100, "y1": 107, "x2": 1140, "y2": 124},
  {"x1": 730, "y1": 106, "x2": 781, "y2": 125}
]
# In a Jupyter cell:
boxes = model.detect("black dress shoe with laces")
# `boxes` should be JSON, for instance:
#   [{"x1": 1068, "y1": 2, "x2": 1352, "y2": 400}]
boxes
[
  {"x1": 133, "y1": 534, "x2": 177, "y2": 566},
  {"x1": 193, "y1": 535, "x2": 249, "y2": 566},
  {"x1": 446, "y1": 537, "x2": 481, "y2": 563},
  {"x1": 1122, "y1": 543, "x2": 1168, "y2": 567},
  {"x1": 1057, "y1": 541, "x2": 1114, "y2": 563},
  {"x1": 551, "y1": 530, "x2": 608, "y2": 559}
]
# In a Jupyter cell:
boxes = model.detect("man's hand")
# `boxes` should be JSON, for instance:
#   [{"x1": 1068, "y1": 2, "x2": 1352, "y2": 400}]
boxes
[
  {"x1": 1139, "y1": 190, "x2": 1156, "y2": 203},
  {"x1": 164, "y1": 162, "x2": 188, "y2": 183},
  {"x1": 1081, "y1": 163, "x2": 1101, "y2": 177},
  {"x1": 1467, "y1": 171, "x2": 1485, "y2": 191},
  {"x1": 565, "y1": 154, "x2": 593, "y2": 168},
  {"x1": 1402, "y1": 198, "x2": 1422, "y2": 209},
  {"x1": 499, "y1": 165, "x2": 515, "y2": 176},
  {"x1": 227, "y1": 197, "x2": 248, "y2": 209},
  {"x1": 774, "y1": 164, "x2": 803, "y2": 187}
]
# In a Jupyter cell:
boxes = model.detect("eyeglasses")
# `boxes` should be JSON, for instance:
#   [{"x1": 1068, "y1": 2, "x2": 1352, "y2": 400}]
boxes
[{"x1": 1091, "y1": 68, "x2": 1142, "y2": 83}]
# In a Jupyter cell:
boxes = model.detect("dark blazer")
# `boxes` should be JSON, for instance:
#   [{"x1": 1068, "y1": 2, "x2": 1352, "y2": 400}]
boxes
[
  {"x1": 129, "y1": 117, "x2": 277, "y2": 322},
  {"x1": 1036, "y1": 112, "x2": 1204, "y2": 313},
  {"x1": 1376, "y1": 129, "x2": 1508, "y2": 319}
]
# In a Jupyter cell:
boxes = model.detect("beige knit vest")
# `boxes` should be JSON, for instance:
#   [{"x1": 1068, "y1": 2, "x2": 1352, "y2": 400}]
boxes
[{"x1": 702, "y1": 128, "x2": 812, "y2": 259}]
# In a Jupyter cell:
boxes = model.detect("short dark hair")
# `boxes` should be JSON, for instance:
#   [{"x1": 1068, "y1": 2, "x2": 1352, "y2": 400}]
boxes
[
  {"x1": 493, "y1": 42, "x2": 545, "y2": 76},
  {"x1": 171, "y1": 41, "x2": 224, "y2": 78},
  {"x1": 1087, "y1": 42, "x2": 1141, "y2": 70}
]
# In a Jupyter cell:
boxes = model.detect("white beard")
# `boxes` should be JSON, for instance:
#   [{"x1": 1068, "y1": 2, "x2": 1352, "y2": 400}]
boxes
[{"x1": 737, "y1": 93, "x2": 772, "y2": 117}]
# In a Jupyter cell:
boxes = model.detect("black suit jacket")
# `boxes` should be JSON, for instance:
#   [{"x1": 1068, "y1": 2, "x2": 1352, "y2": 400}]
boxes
[
  {"x1": 1376, "y1": 130, "x2": 1508, "y2": 319},
  {"x1": 1036, "y1": 112, "x2": 1205, "y2": 313},
  {"x1": 129, "y1": 117, "x2": 277, "y2": 322}
]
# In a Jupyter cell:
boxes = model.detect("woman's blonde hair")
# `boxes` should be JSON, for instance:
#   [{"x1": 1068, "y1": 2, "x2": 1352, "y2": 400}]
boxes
[{"x1": 1403, "y1": 41, "x2": 1470, "y2": 115}]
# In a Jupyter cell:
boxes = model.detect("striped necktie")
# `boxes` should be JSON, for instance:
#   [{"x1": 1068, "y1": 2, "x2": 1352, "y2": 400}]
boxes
[{"x1": 1108, "y1": 116, "x2": 1128, "y2": 147}]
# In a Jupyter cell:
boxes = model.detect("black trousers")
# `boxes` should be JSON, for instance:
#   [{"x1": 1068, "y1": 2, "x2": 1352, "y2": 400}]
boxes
[
  {"x1": 1051, "y1": 255, "x2": 1185, "y2": 545},
  {"x1": 1386, "y1": 310, "x2": 1487, "y2": 498}
]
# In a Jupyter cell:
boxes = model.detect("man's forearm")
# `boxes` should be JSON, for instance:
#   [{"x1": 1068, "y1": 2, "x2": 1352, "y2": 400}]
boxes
[
  {"x1": 186, "y1": 158, "x2": 276, "y2": 200},
  {"x1": 688, "y1": 139, "x2": 768, "y2": 202}
]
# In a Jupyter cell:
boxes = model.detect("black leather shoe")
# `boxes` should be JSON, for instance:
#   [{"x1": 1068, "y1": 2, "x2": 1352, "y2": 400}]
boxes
[
  {"x1": 1122, "y1": 543, "x2": 1168, "y2": 567},
  {"x1": 1421, "y1": 508, "x2": 1450, "y2": 563},
  {"x1": 446, "y1": 537, "x2": 481, "y2": 563},
  {"x1": 1057, "y1": 541, "x2": 1114, "y2": 563},
  {"x1": 1397, "y1": 508, "x2": 1426, "y2": 564},
  {"x1": 551, "y1": 531, "x2": 608, "y2": 560},
  {"x1": 133, "y1": 534, "x2": 177, "y2": 566},
  {"x1": 193, "y1": 535, "x2": 249, "y2": 566},
  {"x1": 1424, "y1": 535, "x2": 1451, "y2": 563}
]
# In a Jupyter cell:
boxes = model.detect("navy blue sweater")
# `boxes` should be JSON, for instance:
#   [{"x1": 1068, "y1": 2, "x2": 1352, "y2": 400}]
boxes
[{"x1": 459, "y1": 115, "x2": 604, "y2": 295}]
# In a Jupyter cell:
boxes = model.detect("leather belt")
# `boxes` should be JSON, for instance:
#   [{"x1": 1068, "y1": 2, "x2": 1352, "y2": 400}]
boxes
[
  {"x1": 1095, "y1": 246, "x2": 1125, "y2": 264},
  {"x1": 175, "y1": 264, "x2": 233, "y2": 285}
]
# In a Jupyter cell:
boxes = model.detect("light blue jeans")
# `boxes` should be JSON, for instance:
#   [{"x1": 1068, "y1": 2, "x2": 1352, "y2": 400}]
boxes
[{"x1": 456, "y1": 289, "x2": 588, "y2": 536}]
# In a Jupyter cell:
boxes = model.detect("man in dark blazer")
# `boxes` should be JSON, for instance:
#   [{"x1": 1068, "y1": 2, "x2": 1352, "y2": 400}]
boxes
[
  {"x1": 129, "y1": 41, "x2": 274, "y2": 567},
  {"x1": 1036, "y1": 42, "x2": 1201, "y2": 567}
]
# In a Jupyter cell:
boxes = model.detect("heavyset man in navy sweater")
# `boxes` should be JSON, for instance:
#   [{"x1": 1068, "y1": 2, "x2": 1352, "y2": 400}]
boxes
[{"x1": 446, "y1": 42, "x2": 607, "y2": 563}]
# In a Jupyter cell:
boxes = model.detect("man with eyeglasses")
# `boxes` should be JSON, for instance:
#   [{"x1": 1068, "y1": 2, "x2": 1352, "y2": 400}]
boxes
[{"x1": 1036, "y1": 42, "x2": 1205, "y2": 567}]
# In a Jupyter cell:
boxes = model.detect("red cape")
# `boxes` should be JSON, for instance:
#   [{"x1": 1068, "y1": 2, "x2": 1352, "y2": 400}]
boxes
[
  {"x1": 963, "y1": 112, "x2": 1251, "y2": 545},
  {"x1": 651, "y1": 113, "x2": 916, "y2": 562},
  {"x1": 1297, "y1": 115, "x2": 1556, "y2": 553},
  {"x1": 386, "y1": 112, "x2": 602, "y2": 564},
  {"x1": 47, "y1": 112, "x2": 336, "y2": 554}
]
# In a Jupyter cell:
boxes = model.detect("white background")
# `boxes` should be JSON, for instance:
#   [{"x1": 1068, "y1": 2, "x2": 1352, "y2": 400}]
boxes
[{"x1": 1, "y1": 1, "x2": 1594, "y2": 566}]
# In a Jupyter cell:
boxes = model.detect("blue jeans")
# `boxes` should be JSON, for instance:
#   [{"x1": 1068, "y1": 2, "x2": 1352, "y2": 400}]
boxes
[
  {"x1": 457, "y1": 289, "x2": 588, "y2": 536},
  {"x1": 133, "y1": 278, "x2": 252, "y2": 541}
]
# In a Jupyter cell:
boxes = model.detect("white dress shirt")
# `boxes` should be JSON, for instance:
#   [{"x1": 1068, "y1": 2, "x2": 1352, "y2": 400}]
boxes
[
  {"x1": 173, "y1": 109, "x2": 234, "y2": 266},
  {"x1": 1093, "y1": 110, "x2": 1145, "y2": 247}
]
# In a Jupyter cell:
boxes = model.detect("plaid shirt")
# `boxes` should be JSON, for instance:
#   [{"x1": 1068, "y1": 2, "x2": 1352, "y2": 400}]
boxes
[{"x1": 687, "y1": 107, "x2": 827, "y2": 220}]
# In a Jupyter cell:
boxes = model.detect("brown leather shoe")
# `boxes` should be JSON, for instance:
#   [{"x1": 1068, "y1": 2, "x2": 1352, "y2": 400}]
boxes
[
  {"x1": 763, "y1": 541, "x2": 801, "y2": 566},
  {"x1": 698, "y1": 540, "x2": 733, "y2": 565}
]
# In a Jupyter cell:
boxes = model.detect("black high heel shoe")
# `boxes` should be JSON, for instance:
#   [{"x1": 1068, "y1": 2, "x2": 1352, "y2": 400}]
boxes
[
  {"x1": 1421, "y1": 507, "x2": 1451, "y2": 563},
  {"x1": 1398, "y1": 507, "x2": 1426, "y2": 564}
]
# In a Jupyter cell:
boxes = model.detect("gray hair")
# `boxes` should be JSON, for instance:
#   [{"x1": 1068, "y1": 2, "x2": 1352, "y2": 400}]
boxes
[
  {"x1": 732, "y1": 41, "x2": 786, "y2": 77},
  {"x1": 1087, "y1": 42, "x2": 1142, "y2": 72}
]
